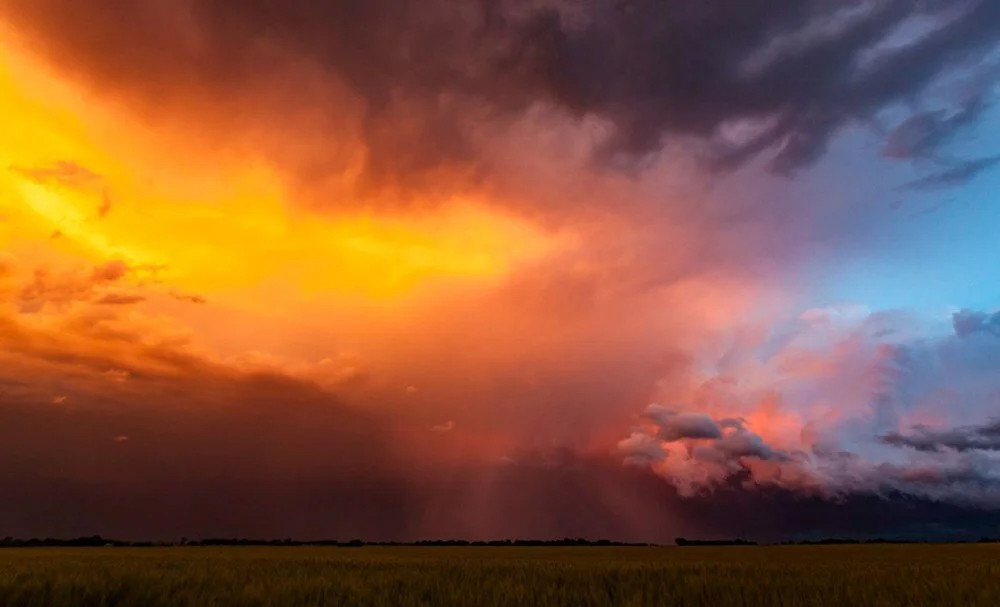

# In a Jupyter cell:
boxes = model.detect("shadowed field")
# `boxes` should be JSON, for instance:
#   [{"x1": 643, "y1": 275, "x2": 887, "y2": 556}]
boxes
[{"x1": 1, "y1": 544, "x2": 998, "y2": 606}]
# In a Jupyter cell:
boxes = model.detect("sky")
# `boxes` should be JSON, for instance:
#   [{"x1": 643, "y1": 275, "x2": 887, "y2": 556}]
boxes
[{"x1": 0, "y1": 0, "x2": 999, "y2": 542}]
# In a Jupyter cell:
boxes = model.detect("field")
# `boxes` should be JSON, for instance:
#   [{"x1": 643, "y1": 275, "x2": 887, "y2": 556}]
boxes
[{"x1": 1, "y1": 544, "x2": 998, "y2": 606}]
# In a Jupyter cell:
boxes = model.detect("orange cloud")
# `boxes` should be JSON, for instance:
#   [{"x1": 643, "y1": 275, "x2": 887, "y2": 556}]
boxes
[{"x1": 0, "y1": 5, "x2": 799, "y2": 539}]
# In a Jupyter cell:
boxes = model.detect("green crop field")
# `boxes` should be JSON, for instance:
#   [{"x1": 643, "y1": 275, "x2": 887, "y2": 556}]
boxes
[{"x1": 1, "y1": 544, "x2": 998, "y2": 606}]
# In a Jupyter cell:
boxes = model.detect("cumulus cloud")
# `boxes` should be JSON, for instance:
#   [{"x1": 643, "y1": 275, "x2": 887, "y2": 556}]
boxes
[
  {"x1": 641, "y1": 407, "x2": 723, "y2": 441},
  {"x1": 622, "y1": 306, "x2": 1000, "y2": 505},
  {"x1": 622, "y1": 406, "x2": 790, "y2": 497}
]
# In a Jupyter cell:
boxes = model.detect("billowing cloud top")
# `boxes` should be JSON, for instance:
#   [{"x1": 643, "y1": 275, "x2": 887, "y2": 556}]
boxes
[
  {"x1": 621, "y1": 308, "x2": 1000, "y2": 504},
  {"x1": 0, "y1": 1, "x2": 999, "y2": 541}
]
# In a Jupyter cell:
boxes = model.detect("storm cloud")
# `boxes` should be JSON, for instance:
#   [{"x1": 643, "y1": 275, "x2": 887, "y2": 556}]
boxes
[
  {"x1": 4, "y1": 0, "x2": 1000, "y2": 194},
  {"x1": 2, "y1": 2, "x2": 1000, "y2": 542}
]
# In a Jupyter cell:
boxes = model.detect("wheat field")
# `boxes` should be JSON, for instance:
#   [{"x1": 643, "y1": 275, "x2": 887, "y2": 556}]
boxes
[{"x1": 0, "y1": 544, "x2": 998, "y2": 606}]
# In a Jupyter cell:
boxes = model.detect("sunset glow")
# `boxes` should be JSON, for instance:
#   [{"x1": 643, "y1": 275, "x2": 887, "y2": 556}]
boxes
[{"x1": 2, "y1": 1, "x2": 999, "y2": 542}]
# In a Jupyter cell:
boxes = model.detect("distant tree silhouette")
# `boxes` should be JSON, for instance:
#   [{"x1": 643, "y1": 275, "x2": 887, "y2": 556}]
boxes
[
  {"x1": 2, "y1": 535, "x2": 983, "y2": 548},
  {"x1": 675, "y1": 538, "x2": 757, "y2": 546}
]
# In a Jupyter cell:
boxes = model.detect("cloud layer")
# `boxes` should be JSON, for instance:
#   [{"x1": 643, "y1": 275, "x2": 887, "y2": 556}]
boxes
[
  {"x1": 5, "y1": 0, "x2": 1000, "y2": 196},
  {"x1": 621, "y1": 307, "x2": 1000, "y2": 505},
  {"x1": 0, "y1": 1, "x2": 999, "y2": 540}
]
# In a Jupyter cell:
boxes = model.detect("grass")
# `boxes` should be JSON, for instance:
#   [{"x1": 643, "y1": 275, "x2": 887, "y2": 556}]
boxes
[{"x1": 0, "y1": 544, "x2": 998, "y2": 606}]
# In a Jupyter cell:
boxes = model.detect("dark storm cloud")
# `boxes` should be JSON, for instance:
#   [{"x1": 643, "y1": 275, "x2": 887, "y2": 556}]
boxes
[
  {"x1": 5, "y1": 0, "x2": 1000, "y2": 188},
  {"x1": 709, "y1": 421, "x2": 778, "y2": 460},
  {"x1": 4, "y1": 1, "x2": 1000, "y2": 543},
  {"x1": 636, "y1": 405, "x2": 780, "y2": 460},
  {"x1": 678, "y1": 484, "x2": 1000, "y2": 542},
  {"x1": 641, "y1": 406, "x2": 722, "y2": 441},
  {"x1": 882, "y1": 420, "x2": 1000, "y2": 452},
  {"x1": 3, "y1": 447, "x2": 997, "y2": 541},
  {"x1": 0, "y1": 288, "x2": 406, "y2": 541}
]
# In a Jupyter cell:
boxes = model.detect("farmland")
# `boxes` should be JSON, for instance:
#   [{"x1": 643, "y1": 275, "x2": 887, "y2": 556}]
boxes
[{"x1": 1, "y1": 544, "x2": 998, "y2": 606}]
